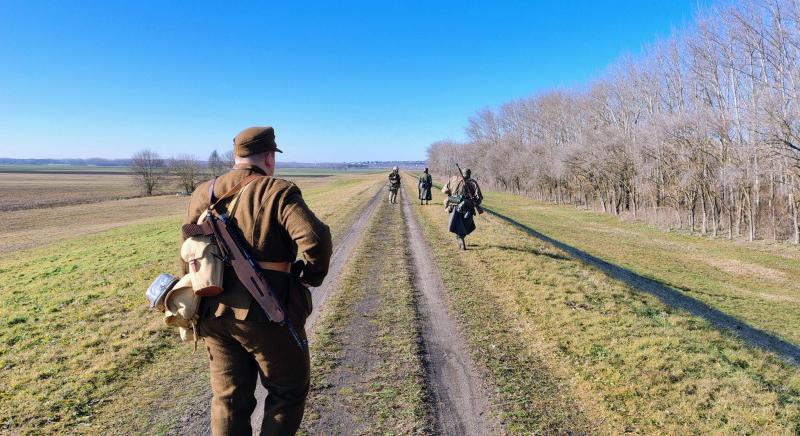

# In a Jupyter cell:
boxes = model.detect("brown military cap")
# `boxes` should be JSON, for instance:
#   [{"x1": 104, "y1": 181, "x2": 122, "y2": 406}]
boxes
[{"x1": 233, "y1": 126, "x2": 283, "y2": 157}]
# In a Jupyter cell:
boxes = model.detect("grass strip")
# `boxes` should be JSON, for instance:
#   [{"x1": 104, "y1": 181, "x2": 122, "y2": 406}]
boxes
[
  {"x1": 485, "y1": 192, "x2": 800, "y2": 345},
  {"x1": 403, "y1": 174, "x2": 800, "y2": 434}
]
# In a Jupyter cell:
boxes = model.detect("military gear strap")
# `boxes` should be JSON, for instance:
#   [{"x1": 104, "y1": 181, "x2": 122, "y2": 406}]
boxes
[{"x1": 208, "y1": 177, "x2": 218, "y2": 204}]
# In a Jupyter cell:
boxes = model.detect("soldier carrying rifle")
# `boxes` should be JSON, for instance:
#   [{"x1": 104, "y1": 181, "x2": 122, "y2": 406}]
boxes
[
  {"x1": 442, "y1": 165, "x2": 483, "y2": 250},
  {"x1": 418, "y1": 167, "x2": 432, "y2": 205},
  {"x1": 181, "y1": 126, "x2": 332, "y2": 435}
]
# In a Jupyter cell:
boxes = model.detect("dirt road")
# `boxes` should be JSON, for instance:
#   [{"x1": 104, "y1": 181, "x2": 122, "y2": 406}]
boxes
[
  {"x1": 249, "y1": 185, "x2": 385, "y2": 431},
  {"x1": 400, "y1": 188, "x2": 496, "y2": 435},
  {"x1": 172, "y1": 183, "x2": 497, "y2": 435}
]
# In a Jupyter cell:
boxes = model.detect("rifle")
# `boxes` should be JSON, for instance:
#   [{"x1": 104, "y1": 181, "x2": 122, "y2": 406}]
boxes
[
  {"x1": 182, "y1": 177, "x2": 306, "y2": 348},
  {"x1": 455, "y1": 163, "x2": 484, "y2": 215}
]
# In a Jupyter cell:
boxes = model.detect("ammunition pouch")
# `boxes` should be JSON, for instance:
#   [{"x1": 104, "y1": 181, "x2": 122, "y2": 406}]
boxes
[{"x1": 181, "y1": 233, "x2": 224, "y2": 297}]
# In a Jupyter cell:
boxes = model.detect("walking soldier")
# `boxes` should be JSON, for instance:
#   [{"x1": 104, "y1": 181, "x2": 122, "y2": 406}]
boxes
[
  {"x1": 388, "y1": 166, "x2": 401, "y2": 204},
  {"x1": 442, "y1": 167, "x2": 483, "y2": 250},
  {"x1": 418, "y1": 168, "x2": 432, "y2": 205},
  {"x1": 181, "y1": 126, "x2": 332, "y2": 435}
]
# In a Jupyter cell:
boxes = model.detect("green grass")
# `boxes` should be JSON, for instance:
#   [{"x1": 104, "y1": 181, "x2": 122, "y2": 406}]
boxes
[
  {"x1": 0, "y1": 173, "x2": 383, "y2": 434},
  {"x1": 484, "y1": 192, "x2": 800, "y2": 346},
  {"x1": 302, "y1": 193, "x2": 429, "y2": 434},
  {"x1": 403, "y1": 174, "x2": 800, "y2": 434},
  {"x1": 0, "y1": 218, "x2": 184, "y2": 432}
]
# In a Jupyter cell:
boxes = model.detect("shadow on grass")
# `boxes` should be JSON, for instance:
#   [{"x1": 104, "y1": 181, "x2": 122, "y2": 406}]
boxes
[
  {"x1": 471, "y1": 243, "x2": 571, "y2": 261},
  {"x1": 486, "y1": 207, "x2": 800, "y2": 365}
]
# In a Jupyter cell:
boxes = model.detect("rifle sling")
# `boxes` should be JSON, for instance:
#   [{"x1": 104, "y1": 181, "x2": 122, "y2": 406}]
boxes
[{"x1": 209, "y1": 174, "x2": 262, "y2": 212}]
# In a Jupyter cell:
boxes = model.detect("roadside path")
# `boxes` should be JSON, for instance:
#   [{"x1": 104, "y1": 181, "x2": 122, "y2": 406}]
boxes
[{"x1": 400, "y1": 188, "x2": 496, "y2": 435}]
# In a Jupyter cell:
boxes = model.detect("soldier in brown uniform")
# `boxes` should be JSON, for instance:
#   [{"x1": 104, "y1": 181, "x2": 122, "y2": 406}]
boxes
[{"x1": 181, "y1": 127, "x2": 332, "y2": 435}]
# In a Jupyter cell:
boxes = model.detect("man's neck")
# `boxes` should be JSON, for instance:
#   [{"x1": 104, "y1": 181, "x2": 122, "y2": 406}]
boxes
[{"x1": 233, "y1": 163, "x2": 268, "y2": 175}]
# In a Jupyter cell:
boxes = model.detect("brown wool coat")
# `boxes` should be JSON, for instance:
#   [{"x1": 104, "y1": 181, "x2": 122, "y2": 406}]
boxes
[{"x1": 181, "y1": 164, "x2": 332, "y2": 324}]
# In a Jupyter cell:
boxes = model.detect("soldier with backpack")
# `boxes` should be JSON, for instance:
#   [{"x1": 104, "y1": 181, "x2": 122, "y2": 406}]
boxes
[{"x1": 181, "y1": 126, "x2": 332, "y2": 435}]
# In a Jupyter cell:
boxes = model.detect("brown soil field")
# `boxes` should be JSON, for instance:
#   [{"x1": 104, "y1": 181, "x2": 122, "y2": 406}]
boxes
[
  {"x1": 0, "y1": 195, "x2": 190, "y2": 253},
  {"x1": 0, "y1": 174, "x2": 339, "y2": 254},
  {"x1": 0, "y1": 173, "x2": 143, "y2": 210}
]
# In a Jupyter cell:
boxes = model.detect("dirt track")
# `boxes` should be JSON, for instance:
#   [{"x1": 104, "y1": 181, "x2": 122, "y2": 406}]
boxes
[
  {"x1": 171, "y1": 183, "x2": 497, "y2": 435},
  {"x1": 249, "y1": 185, "x2": 386, "y2": 431},
  {"x1": 400, "y1": 188, "x2": 496, "y2": 435}
]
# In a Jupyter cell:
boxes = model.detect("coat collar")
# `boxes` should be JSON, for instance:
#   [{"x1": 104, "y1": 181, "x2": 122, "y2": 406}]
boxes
[{"x1": 232, "y1": 163, "x2": 267, "y2": 175}]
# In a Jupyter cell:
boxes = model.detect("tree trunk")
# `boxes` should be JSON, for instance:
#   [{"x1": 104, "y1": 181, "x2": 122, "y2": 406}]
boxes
[
  {"x1": 770, "y1": 172, "x2": 777, "y2": 241},
  {"x1": 791, "y1": 178, "x2": 799, "y2": 244},
  {"x1": 744, "y1": 188, "x2": 754, "y2": 242},
  {"x1": 700, "y1": 188, "x2": 708, "y2": 235}
]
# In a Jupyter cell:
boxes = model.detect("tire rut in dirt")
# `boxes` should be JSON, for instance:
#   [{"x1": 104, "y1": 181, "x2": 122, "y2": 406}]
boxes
[{"x1": 400, "y1": 188, "x2": 498, "y2": 436}]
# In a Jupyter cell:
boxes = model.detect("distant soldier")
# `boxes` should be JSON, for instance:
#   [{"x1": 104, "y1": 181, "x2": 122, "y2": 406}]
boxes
[
  {"x1": 182, "y1": 126, "x2": 332, "y2": 435},
  {"x1": 442, "y1": 167, "x2": 483, "y2": 250},
  {"x1": 388, "y1": 166, "x2": 401, "y2": 204},
  {"x1": 418, "y1": 168, "x2": 432, "y2": 205}
]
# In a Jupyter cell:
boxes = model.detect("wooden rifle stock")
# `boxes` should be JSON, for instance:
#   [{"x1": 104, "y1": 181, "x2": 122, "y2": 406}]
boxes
[{"x1": 206, "y1": 212, "x2": 286, "y2": 324}]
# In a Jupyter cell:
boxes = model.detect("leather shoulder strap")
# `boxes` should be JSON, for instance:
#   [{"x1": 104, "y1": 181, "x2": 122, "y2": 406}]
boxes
[
  {"x1": 207, "y1": 177, "x2": 218, "y2": 204},
  {"x1": 210, "y1": 174, "x2": 262, "y2": 211}
]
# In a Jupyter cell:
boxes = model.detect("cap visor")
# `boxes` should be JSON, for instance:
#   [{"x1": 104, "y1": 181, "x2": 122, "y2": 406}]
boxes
[{"x1": 275, "y1": 147, "x2": 283, "y2": 153}]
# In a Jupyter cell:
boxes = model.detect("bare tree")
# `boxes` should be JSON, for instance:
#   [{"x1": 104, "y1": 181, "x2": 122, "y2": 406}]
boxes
[
  {"x1": 222, "y1": 150, "x2": 235, "y2": 168},
  {"x1": 169, "y1": 154, "x2": 202, "y2": 194},
  {"x1": 426, "y1": 0, "x2": 800, "y2": 244},
  {"x1": 208, "y1": 150, "x2": 227, "y2": 176},
  {"x1": 130, "y1": 149, "x2": 164, "y2": 196}
]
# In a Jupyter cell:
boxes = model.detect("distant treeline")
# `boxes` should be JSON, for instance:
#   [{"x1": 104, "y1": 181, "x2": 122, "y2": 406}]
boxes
[
  {"x1": 428, "y1": 0, "x2": 800, "y2": 244},
  {"x1": 0, "y1": 157, "x2": 425, "y2": 170},
  {"x1": 0, "y1": 158, "x2": 132, "y2": 166}
]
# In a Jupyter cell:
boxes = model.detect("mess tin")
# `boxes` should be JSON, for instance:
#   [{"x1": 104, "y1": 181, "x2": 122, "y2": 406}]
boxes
[{"x1": 145, "y1": 273, "x2": 179, "y2": 311}]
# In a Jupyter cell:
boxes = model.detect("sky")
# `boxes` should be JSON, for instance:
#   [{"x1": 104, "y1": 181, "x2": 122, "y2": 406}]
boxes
[{"x1": 0, "y1": 1, "x2": 707, "y2": 163}]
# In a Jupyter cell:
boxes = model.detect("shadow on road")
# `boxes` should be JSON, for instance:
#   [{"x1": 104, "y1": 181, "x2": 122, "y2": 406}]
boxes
[{"x1": 485, "y1": 207, "x2": 800, "y2": 365}]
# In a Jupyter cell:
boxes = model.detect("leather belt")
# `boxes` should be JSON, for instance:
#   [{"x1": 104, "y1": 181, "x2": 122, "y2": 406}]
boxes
[{"x1": 258, "y1": 261, "x2": 291, "y2": 273}]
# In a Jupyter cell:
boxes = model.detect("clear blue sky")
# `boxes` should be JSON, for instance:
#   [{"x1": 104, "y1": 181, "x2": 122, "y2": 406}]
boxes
[{"x1": 0, "y1": 1, "x2": 705, "y2": 162}]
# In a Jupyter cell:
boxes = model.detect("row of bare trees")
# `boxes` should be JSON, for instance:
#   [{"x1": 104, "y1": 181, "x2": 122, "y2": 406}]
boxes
[
  {"x1": 130, "y1": 149, "x2": 234, "y2": 196},
  {"x1": 428, "y1": 0, "x2": 800, "y2": 243}
]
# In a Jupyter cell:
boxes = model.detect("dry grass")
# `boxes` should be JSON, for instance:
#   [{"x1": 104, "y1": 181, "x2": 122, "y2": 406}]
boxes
[
  {"x1": 0, "y1": 173, "x2": 383, "y2": 434},
  {"x1": 0, "y1": 174, "x2": 370, "y2": 255},
  {"x1": 403, "y1": 174, "x2": 800, "y2": 434},
  {"x1": 0, "y1": 196, "x2": 190, "y2": 253},
  {"x1": 484, "y1": 192, "x2": 800, "y2": 346}
]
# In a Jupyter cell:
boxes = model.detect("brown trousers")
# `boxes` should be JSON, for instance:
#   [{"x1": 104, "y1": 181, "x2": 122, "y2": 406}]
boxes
[{"x1": 198, "y1": 316, "x2": 310, "y2": 436}]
